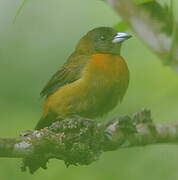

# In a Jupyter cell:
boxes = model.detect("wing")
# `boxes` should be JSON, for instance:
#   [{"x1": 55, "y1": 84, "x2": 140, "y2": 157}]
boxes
[{"x1": 40, "y1": 53, "x2": 90, "y2": 97}]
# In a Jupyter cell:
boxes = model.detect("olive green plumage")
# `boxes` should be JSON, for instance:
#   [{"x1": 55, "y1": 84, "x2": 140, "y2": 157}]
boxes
[{"x1": 35, "y1": 27, "x2": 131, "y2": 130}]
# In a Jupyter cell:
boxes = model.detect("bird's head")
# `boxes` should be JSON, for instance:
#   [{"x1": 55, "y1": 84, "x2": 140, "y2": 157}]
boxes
[{"x1": 76, "y1": 27, "x2": 132, "y2": 55}]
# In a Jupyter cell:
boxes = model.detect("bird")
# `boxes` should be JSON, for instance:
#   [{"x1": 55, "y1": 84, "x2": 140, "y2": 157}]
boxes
[{"x1": 35, "y1": 27, "x2": 131, "y2": 130}]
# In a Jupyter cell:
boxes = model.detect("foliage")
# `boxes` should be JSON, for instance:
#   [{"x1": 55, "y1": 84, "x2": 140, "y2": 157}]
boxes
[
  {"x1": 113, "y1": 21, "x2": 129, "y2": 32},
  {"x1": 133, "y1": 0, "x2": 155, "y2": 5},
  {"x1": 114, "y1": 0, "x2": 174, "y2": 35},
  {"x1": 13, "y1": 0, "x2": 28, "y2": 23}
]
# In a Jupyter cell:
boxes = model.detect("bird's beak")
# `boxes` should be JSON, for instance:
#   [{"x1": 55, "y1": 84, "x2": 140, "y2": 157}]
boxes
[{"x1": 112, "y1": 32, "x2": 132, "y2": 43}]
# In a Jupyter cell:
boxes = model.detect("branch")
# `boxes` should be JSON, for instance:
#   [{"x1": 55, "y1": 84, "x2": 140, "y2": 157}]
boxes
[
  {"x1": 1, "y1": 109, "x2": 178, "y2": 173},
  {"x1": 105, "y1": 0, "x2": 178, "y2": 69}
]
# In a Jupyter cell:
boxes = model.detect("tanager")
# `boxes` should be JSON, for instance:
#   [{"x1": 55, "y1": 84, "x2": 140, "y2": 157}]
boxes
[{"x1": 35, "y1": 27, "x2": 131, "y2": 129}]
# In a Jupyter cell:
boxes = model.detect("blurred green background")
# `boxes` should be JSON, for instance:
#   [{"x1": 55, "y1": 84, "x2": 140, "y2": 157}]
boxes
[{"x1": 0, "y1": 0, "x2": 178, "y2": 179}]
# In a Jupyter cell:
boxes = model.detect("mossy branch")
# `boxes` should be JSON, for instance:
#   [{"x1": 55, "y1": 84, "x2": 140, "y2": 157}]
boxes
[{"x1": 0, "y1": 109, "x2": 178, "y2": 173}]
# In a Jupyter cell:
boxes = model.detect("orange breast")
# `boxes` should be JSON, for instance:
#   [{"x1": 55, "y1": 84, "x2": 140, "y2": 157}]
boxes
[
  {"x1": 88, "y1": 53, "x2": 129, "y2": 80},
  {"x1": 43, "y1": 53, "x2": 129, "y2": 119}
]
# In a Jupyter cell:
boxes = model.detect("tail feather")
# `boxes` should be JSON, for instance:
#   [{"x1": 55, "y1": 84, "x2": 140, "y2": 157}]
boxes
[{"x1": 35, "y1": 111, "x2": 58, "y2": 130}]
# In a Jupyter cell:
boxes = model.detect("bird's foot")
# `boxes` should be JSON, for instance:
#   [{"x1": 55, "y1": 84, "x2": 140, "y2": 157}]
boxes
[
  {"x1": 132, "y1": 109, "x2": 156, "y2": 135},
  {"x1": 117, "y1": 116, "x2": 137, "y2": 135}
]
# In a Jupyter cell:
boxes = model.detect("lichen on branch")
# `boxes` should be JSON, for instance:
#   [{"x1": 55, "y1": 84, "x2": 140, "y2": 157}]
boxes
[{"x1": 0, "y1": 109, "x2": 178, "y2": 174}]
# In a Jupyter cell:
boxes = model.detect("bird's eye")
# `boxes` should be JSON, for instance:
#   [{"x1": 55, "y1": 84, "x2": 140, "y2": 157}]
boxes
[{"x1": 100, "y1": 36, "x2": 105, "y2": 40}]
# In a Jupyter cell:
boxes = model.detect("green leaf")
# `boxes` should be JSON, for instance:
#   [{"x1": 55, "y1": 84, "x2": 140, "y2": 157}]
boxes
[
  {"x1": 141, "y1": 1, "x2": 174, "y2": 35},
  {"x1": 113, "y1": 21, "x2": 129, "y2": 32},
  {"x1": 133, "y1": 0, "x2": 155, "y2": 5},
  {"x1": 13, "y1": 0, "x2": 29, "y2": 23}
]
